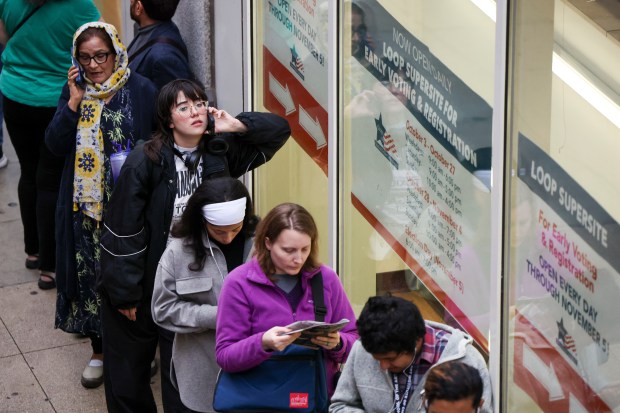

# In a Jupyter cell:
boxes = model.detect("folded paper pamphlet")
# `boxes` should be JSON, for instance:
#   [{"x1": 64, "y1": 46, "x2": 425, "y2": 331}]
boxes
[{"x1": 282, "y1": 318, "x2": 350, "y2": 349}]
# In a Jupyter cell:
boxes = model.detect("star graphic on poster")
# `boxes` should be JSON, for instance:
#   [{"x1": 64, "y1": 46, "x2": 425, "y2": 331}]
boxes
[
  {"x1": 375, "y1": 114, "x2": 386, "y2": 143},
  {"x1": 556, "y1": 318, "x2": 568, "y2": 341}
]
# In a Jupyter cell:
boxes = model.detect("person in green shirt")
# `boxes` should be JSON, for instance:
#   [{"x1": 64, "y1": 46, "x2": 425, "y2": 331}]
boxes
[{"x1": 0, "y1": 0, "x2": 100, "y2": 291}]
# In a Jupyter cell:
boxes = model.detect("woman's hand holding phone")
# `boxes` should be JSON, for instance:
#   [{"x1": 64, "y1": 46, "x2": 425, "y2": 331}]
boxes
[
  {"x1": 207, "y1": 107, "x2": 248, "y2": 134},
  {"x1": 67, "y1": 65, "x2": 86, "y2": 112}
]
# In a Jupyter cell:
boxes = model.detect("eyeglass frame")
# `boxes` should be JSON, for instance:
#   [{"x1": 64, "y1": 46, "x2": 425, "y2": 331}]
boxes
[
  {"x1": 76, "y1": 52, "x2": 113, "y2": 66},
  {"x1": 173, "y1": 100, "x2": 210, "y2": 117}
]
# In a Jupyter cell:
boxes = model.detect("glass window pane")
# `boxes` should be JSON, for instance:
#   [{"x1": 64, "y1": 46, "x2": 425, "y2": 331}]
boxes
[
  {"x1": 252, "y1": 0, "x2": 331, "y2": 261},
  {"x1": 341, "y1": 0, "x2": 496, "y2": 354},
  {"x1": 506, "y1": 1, "x2": 620, "y2": 411}
]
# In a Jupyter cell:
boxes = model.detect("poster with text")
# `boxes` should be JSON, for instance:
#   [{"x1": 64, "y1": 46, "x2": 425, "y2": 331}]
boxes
[
  {"x1": 512, "y1": 134, "x2": 619, "y2": 412},
  {"x1": 347, "y1": 0, "x2": 493, "y2": 347},
  {"x1": 262, "y1": 0, "x2": 330, "y2": 173}
]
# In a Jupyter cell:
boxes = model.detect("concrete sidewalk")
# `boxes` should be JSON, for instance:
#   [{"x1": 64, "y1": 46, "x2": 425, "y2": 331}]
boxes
[{"x1": 0, "y1": 133, "x2": 162, "y2": 412}]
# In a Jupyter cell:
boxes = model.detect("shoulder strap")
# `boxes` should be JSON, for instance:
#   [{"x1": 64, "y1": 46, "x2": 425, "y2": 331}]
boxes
[
  {"x1": 9, "y1": 1, "x2": 46, "y2": 38},
  {"x1": 310, "y1": 271, "x2": 327, "y2": 322},
  {"x1": 128, "y1": 36, "x2": 188, "y2": 63}
]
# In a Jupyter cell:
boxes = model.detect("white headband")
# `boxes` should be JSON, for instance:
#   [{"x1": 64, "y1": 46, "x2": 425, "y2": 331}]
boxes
[{"x1": 202, "y1": 197, "x2": 247, "y2": 226}]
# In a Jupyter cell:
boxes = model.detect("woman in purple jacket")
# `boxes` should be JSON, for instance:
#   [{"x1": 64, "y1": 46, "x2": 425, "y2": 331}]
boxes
[{"x1": 215, "y1": 203, "x2": 358, "y2": 397}]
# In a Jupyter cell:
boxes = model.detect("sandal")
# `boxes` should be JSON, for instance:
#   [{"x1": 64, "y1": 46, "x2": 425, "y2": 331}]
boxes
[
  {"x1": 38, "y1": 273, "x2": 56, "y2": 290},
  {"x1": 25, "y1": 257, "x2": 40, "y2": 270}
]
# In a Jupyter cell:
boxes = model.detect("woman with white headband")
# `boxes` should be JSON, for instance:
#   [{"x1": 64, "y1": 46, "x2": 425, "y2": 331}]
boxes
[{"x1": 151, "y1": 177, "x2": 257, "y2": 413}]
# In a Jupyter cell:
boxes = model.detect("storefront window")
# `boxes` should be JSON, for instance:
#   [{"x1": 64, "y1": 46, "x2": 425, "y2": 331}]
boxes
[
  {"x1": 340, "y1": 0, "x2": 496, "y2": 352},
  {"x1": 252, "y1": 0, "x2": 331, "y2": 262},
  {"x1": 506, "y1": 1, "x2": 620, "y2": 411}
]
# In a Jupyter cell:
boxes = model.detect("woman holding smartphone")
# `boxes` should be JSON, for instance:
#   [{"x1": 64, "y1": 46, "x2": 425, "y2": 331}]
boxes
[
  {"x1": 45, "y1": 22, "x2": 157, "y2": 389},
  {"x1": 99, "y1": 79, "x2": 290, "y2": 412}
]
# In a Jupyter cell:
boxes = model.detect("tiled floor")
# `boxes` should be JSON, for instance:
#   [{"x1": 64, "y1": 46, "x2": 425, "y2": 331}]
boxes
[{"x1": 0, "y1": 133, "x2": 162, "y2": 412}]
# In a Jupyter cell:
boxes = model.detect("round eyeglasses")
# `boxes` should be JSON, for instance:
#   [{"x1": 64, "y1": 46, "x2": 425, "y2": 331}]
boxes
[
  {"x1": 77, "y1": 52, "x2": 112, "y2": 66},
  {"x1": 174, "y1": 101, "x2": 209, "y2": 117}
]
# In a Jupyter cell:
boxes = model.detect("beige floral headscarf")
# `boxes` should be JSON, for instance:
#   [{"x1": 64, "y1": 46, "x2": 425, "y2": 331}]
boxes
[{"x1": 72, "y1": 22, "x2": 130, "y2": 221}]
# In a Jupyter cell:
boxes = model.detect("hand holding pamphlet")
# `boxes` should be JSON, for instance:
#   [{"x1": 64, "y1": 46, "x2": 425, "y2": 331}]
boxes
[{"x1": 282, "y1": 318, "x2": 350, "y2": 349}]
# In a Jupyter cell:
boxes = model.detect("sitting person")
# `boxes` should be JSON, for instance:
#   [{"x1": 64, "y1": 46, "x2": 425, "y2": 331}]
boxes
[
  {"x1": 423, "y1": 360, "x2": 485, "y2": 413},
  {"x1": 329, "y1": 295, "x2": 492, "y2": 413}
]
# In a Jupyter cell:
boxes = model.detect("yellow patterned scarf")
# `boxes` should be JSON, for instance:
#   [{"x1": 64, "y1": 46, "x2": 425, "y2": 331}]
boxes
[{"x1": 72, "y1": 22, "x2": 130, "y2": 221}]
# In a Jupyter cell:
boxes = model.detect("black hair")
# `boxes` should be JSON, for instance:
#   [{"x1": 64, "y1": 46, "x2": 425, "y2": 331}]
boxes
[
  {"x1": 424, "y1": 361, "x2": 483, "y2": 409},
  {"x1": 170, "y1": 177, "x2": 258, "y2": 271},
  {"x1": 356, "y1": 295, "x2": 426, "y2": 355},
  {"x1": 139, "y1": 0, "x2": 180, "y2": 21},
  {"x1": 144, "y1": 79, "x2": 209, "y2": 162}
]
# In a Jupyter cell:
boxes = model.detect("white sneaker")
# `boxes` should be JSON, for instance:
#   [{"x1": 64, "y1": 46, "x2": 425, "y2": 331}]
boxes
[
  {"x1": 0, "y1": 155, "x2": 7, "y2": 169},
  {"x1": 81, "y1": 358, "x2": 104, "y2": 389}
]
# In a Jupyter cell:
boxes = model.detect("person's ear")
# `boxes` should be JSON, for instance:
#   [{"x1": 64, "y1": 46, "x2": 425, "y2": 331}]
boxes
[{"x1": 265, "y1": 237, "x2": 272, "y2": 251}]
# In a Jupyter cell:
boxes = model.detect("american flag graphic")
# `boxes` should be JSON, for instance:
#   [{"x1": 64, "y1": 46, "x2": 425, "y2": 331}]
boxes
[
  {"x1": 556, "y1": 318, "x2": 578, "y2": 364},
  {"x1": 563, "y1": 334, "x2": 576, "y2": 353},
  {"x1": 294, "y1": 56, "x2": 304, "y2": 72},
  {"x1": 290, "y1": 46, "x2": 304, "y2": 75},
  {"x1": 383, "y1": 133, "x2": 397, "y2": 154}
]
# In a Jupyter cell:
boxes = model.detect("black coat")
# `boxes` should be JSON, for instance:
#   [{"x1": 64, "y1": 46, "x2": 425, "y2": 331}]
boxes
[
  {"x1": 128, "y1": 20, "x2": 191, "y2": 90},
  {"x1": 45, "y1": 73, "x2": 158, "y2": 299},
  {"x1": 100, "y1": 111, "x2": 290, "y2": 308}
]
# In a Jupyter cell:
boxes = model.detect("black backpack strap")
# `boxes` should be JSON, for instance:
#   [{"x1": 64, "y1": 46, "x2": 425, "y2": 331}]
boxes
[
  {"x1": 128, "y1": 36, "x2": 188, "y2": 63},
  {"x1": 310, "y1": 271, "x2": 327, "y2": 322}
]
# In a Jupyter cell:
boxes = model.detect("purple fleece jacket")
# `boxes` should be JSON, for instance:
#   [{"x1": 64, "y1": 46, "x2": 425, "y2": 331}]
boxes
[{"x1": 215, "y1": 258, "x2": 358, "y2": 395}]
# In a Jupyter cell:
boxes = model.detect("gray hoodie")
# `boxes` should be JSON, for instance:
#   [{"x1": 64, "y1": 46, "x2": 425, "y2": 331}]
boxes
[
  {"x1": 329, "y1": 320, "x2": 493, "y2": 413},
  {"x1": 151, "y1": 235, "x2": 252, "y2": 413}
]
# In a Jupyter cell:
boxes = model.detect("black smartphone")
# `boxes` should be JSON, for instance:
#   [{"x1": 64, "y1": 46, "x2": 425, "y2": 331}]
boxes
[
  {"x1": 207, "y1": 113, "x2": 215, "y2": 135},
  {"x1": 71, "y1": 48, "x2": 85, "y2": 87}
]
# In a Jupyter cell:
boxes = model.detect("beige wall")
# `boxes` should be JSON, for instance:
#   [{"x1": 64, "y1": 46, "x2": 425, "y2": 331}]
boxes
[{"x1": 93, "y1": 0, "x2": 123, "y2": 37}]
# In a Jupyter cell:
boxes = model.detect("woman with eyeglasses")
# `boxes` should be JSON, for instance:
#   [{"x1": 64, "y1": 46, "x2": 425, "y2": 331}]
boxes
[
  {"x1": 44, "y1": 22, "x2": 158, "y2": 389},
  {"x1": 98, "y1": 78, "x2": 290, "y2": 412},
  {"x1": 151, "y1": 177, "x2": 257, "y2": 413}
]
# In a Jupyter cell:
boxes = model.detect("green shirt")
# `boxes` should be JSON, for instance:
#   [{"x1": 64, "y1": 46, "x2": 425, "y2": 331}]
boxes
[{"x1": 0, "y1": 0, "x2": 100, "y2": 107}]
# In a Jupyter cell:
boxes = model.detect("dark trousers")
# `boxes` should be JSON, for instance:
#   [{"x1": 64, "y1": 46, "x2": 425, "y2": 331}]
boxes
[
  {"x1": 3, "y1": 96, "x2": 63, "y2": 272},
  {"x1": 102, "y1": 298, "x2": 192, "y2": 413}
]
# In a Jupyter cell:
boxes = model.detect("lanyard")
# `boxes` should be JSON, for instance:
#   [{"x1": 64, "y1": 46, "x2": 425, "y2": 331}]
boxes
[{"x1": 392, "y1": 364, "x2": 414, "y2": 413}]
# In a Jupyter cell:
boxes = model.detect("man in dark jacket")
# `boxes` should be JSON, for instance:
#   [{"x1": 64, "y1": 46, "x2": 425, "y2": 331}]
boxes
[{"x1": 127, "y1": 0, "x2": 191, "y2": 90}]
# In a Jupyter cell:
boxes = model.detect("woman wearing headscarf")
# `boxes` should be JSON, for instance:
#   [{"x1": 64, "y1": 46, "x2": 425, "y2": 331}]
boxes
[{"x1": 45, "y1": 21, "x2": 157, "y2": 389}]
